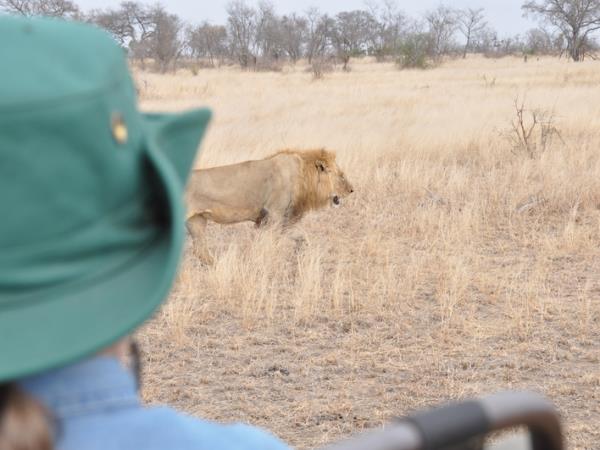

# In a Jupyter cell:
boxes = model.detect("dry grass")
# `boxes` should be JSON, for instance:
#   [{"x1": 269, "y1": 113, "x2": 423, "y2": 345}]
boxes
[{"x1": 136, "y1": 56, "x2": 600, "y2": 450}]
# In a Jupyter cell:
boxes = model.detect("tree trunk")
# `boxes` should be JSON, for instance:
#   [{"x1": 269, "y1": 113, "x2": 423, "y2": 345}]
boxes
[
  {"x1": 569, "y1": 30, "x2": 582, "y2": 62},
  {"x1": 463, "y1": 31, "x2": 471, "y2": 59},
  {"x1": 341, "y1": 54, "x2": 350, "y2": 71}
]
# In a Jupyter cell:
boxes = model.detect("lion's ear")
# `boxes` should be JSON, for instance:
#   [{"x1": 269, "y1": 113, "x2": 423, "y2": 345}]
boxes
[{"x1": 315, "y1": 160, "x2": 327, "y2": 172}]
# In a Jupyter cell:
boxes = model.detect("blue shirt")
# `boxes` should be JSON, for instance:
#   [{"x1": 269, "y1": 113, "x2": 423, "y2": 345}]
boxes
[{"x1": 20, "y1": 356, "x2": 291, "y2": 450}]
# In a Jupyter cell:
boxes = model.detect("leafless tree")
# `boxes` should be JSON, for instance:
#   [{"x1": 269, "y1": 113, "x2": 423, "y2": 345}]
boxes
[
  {"x1": 305, "y1": 7, "x2": 331, "y2": 64},
  {"x1": 522, "y1": 0, "x2": 600, "y2": 61},
  {"x1": 187, "y1": 22, "x2": 228, "y2": 67},
  {"x1": 396, "y1": 20, "x2": 435, "y2": 69},
  {"x1": 425, "y1": 5, "x2": 458, "y2": 59},
  {"x1": 457, "y1": 7, "x2": 487, "y2": 57},
  {"x1": 88, "y1": 7, "x2": 134, "y2": 46},
  {"x1": 490, "y1": 35, "x2": 526, "y2": 57},
  {"x1": 146, "y1": 5, "x2": 184, "y2": 72},
  {"x1": 524, "y1": 26, "x2": 557, "y2": 54},
  {"x1": 330, "y1": 10, "x2": 375, "y2": 69},
  {"x1": 279, "y1": 13, "x2": 307, "y2": 63},
  {"x1": 89, "y1": 2, "x2": 155, "y2": 67},
  {"x1": 0, "y1": 0, "x2": 79, "y2": 18},
  {"x1": 121, "y1": 1, "x2": 153, "y2": 40},
  {"x1": 470, "y1": 26, "x2": 498, "y2": 54},
  {"x1": 226, "y1": 0, "x2": 257, "y2": 68},
  {"x1": 365, "y1": 0, "x2": 407, "y2": 60},
  {"x1": 254, "y1": 1, "x2": 281, "y2": 60}
]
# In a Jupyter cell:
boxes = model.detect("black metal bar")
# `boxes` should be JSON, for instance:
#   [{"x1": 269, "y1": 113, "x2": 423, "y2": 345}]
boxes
[
  {"x1": 323, "y1": 421, "x2": 421, "y2": 450},
  {"x1": 403, "y1": 400, "x2": 489, "y2": 449},
  {"x1": 320, "y1": 391, "x2": 563, "y2": 450},
  {"x1": 479, "y1": 391, "x2": 563, "y2": 450}
]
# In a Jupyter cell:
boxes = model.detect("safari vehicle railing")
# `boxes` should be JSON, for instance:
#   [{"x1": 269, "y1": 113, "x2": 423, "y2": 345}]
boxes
[{"x1": 322, "y1": 391, "x2": 563, "y2": 450}]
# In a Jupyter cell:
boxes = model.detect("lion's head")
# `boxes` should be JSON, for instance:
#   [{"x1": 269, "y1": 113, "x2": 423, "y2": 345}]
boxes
[
  {"x1": 314, "y1": 152, "x2": 353, "y2": 208},
  {"x1": 292, "y1": 149, "x2": 353, "y2": 213}
]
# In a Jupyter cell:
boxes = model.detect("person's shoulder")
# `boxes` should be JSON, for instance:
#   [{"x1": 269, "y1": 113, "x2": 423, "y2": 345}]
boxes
[
  {"x1": 131, "y1": 406, "x2": 291, "y2": 450},
  {"x1": 61, "y1": 403, "x2": 291, "y2": 450}
]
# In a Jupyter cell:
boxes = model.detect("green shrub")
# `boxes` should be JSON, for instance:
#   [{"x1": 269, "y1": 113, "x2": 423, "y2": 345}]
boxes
[{"x1": 396, "y1": 32, "x2": 433, "y2": 69}]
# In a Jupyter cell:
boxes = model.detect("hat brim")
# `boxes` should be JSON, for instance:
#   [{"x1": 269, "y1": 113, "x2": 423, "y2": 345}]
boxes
[{"x1": 0, "y1": 108, "x2": 211, "y2": 382}]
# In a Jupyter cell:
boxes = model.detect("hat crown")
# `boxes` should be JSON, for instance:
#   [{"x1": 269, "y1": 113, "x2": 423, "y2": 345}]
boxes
[
  {"x1": 0, "y1": 17, "x2": 125, "y2": 109},
  {"x1": 0, "y1": 17, "x2": 151, "y2": 297},
  {"x1": 0, "y1": 16, "x2": 144, "y2": 243}
]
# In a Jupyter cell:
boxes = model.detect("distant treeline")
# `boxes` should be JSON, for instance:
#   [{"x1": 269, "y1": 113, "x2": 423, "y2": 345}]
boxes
[{"x1": 1, "y1": 0, "x2": 599, "y2": 72}]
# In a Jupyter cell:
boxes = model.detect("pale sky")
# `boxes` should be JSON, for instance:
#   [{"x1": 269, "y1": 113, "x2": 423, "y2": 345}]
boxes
[{"x1": 76, "y1": 0, "x2": 538, "y2": 36}]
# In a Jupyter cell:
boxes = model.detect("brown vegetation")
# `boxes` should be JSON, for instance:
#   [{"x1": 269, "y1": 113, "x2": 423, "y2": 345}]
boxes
[{"x1": 137, "y1": 56, "x2": 599, "y2": 449}]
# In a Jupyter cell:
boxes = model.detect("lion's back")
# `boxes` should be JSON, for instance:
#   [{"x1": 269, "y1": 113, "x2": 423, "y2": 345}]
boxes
[{"x1": 186, "y1": 154, "x2": 301, "y2": 219}]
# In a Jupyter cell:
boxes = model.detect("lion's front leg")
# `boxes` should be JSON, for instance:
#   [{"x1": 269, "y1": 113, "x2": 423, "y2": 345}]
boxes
[
  {"x1": 186, "y1": 215, "x2": 213, "y2": 265},
  {"x1": 281, "y1": 210, "x2": 303, "y2": 229}
]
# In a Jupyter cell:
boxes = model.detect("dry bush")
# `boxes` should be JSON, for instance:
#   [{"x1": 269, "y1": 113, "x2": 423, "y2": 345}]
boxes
[
  {"x1": 308, "y1": 57, "x2": 334, "y2": 80},
  {"x1": 184, "y1": 59, "x2": 219, "y2": 74},
  {"x1": 254, "y1": 57, "x2": 284, "y2": 72},
  {"x1": 503, "y1": 96, "x2": 564, "y2": 158},
  {"x1": 481, "y1": 74, "x2": 496, "y2": 88}
]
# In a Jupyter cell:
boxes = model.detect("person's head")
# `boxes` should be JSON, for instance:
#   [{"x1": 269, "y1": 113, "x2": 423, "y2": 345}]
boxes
[{"x1": 0, "y1": 15, "x2": 211, "y2": 449}]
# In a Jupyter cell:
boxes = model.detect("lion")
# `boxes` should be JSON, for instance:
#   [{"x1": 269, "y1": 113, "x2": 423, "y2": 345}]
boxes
[{"x1": 185, "y1": 149, "x2": 353, "y2": 263}]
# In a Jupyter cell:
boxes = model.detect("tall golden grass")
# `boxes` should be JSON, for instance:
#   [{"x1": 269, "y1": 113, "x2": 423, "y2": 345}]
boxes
[{"x1": 137, "y1": 56, "x2": 600, "y2": 450}]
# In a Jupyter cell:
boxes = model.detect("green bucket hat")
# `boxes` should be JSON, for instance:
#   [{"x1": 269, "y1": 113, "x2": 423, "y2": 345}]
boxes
[{"x1": 0, "y1": 16, "x2": 211, "y2": 382}]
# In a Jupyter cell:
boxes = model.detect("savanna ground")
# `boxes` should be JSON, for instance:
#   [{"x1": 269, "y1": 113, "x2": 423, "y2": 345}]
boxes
[{"x1": 136, "y1": 56, "x2": 599, "y2": 449}]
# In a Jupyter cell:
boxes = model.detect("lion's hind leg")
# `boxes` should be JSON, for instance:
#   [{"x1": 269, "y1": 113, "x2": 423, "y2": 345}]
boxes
[
  {"x1": 254, "y1": 208, "x2": 269, "y2": 228},
  {"x1": 186, "y1": 215, "x2": 213, "y2": 265}
]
